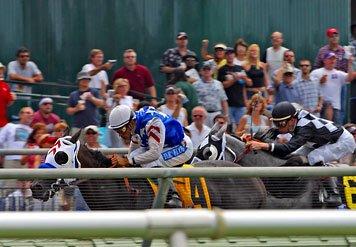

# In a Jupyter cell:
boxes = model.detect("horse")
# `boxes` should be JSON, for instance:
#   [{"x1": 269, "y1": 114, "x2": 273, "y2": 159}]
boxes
[
  {"x1": 31, "y1": 130, "x2": 267, "y2": 210},
  {"x1": 194, "y1": 123, "x2": 322, "y2": 209}
]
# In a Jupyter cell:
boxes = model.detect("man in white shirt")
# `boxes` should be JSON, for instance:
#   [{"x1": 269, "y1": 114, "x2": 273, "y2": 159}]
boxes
[
  {"x1": 263, "y1": 32, "x2": 289, "y2": 85},
  {"x1": 186, "y1": 106, "x2": 211, "y2": 148},
  {"x1": 82, "y1": 49, "x2": 113, "y2": 99},
  {"x1": 310, "y1": 52, "x2": 356, "y2": 124},
  {"x1": 0, "y1": 107, "x2": 33, "y2": 197}
]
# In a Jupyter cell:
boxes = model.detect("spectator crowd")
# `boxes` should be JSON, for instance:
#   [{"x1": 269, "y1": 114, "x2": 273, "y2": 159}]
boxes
[{"x1": 1, "y1": 27, "x2": 356, "y2": 210}]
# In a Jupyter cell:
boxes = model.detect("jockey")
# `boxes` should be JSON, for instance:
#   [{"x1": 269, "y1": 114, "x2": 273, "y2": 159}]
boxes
[
  {"x1": 248, "y1": 101, "x2": 356, "y2": 207},
  {"x1": 108, "y1": 105, "x2": 193, "y2": 208}
]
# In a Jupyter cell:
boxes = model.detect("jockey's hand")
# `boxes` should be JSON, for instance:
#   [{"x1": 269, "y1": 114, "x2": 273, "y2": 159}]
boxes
[
  {"x1": 241, "y1": 133, "x2": 252, "y2": 142},
  {"x1": 248, "y1": 140, "x2": 269, "y2": 151},
  {"x1": 111, "y1": 154, "x2": 130, "y2": 167}
]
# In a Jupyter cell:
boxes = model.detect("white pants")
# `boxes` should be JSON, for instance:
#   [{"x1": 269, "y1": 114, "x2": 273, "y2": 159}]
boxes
[
  {"x1": 129, "y1": 134, "x2": 193, "y2": 168},
  {"x1": 294, "y1": 129, "x2": 356, "y2": 165}
]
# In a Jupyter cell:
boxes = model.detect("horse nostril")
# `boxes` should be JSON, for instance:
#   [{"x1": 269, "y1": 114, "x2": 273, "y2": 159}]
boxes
[{"x1": 55, "y1": 151, "x2": 68, "y2": 165}]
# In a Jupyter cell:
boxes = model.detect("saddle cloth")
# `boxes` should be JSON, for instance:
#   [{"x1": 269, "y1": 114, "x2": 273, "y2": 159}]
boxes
[{"x1": 148, "y1": 164, "x2": 211, "y2": 209}]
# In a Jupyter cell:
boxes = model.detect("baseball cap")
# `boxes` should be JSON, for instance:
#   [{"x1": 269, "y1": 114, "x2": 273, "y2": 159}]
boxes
[
  {"x1": 77, "y1": 71, "x2": 91, "y2": 81},
  {"x1": 84, "y1": 125, "x2": 99, "y2": 134},
  {"x1": 176, "y1": 32, "x2": 188, "y2": 39},
  {"x1": 283, "y1": 64, "x2": 294, "y2": 75},
  {"x1": 323, "y1": 51, "x2": 337, "y2": 60},
  {"x1": 165, "y1": 86, "x2": 179, "y2": 94},
  {"x1": 39, "y1": 97, "x2": 53, "y2": 106},
  {"x1": 0, "y1": 62, "x2": 5, "y2": 69},
  {"x1": 202, "y1": 61, "x2": 213, "y2": 69},
  {"x1": 225, "y1": 47, "x2": 235, "y2": 54},
  {"x1": 326, "y1": 28, "x2": 339, "y2": 37},
  {"x1": 214, "y1": 43, "x2": 227, "y2": 50}
]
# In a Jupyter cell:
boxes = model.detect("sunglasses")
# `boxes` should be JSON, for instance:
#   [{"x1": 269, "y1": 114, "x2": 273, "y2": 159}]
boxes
[
  {"x1": 114, "y1": 125, "x2": 128, "y2": 134},
  {"x1": 193, "y1": 115, "x2": 203, "y2": 118},
  {"x1": 42, "y1": 102, "x2": 53, "y2": 105},
  {"x1": 300, "y1": 64, "x2": 310, "y2": 67},
  {"x1": 273, "y1": 120, "x2": 289, "y2": 128},
  {"x1": 124, "y1": 56, "x2": 136, "y2": 59},
  {"x1": 284, "y1": 55, "x2": 294, "y2": 58},
  {"x1": 19, "y1": 55, "x2": 29, "y2": 58},
  {"x1": 166, "y1": 91, "x2": 176, "y2": 95},
  {"x1": 86, "y1": 131, "x2": 97, "y2": 135}
]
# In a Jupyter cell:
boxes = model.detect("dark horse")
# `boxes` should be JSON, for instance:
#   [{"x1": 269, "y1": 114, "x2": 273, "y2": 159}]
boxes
[
  {"x1": 31, "y1": 130, "x2": 267, "y2": 210},
  {"x1": 195, "y1": 124, "x2": 322, "y2": 209}
]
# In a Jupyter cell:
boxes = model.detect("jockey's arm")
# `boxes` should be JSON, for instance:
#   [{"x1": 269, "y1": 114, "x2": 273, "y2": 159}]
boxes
[
  {"x1": 249, "y1": 127, "x2": 311, "y2": 157},
  {"x1": 128, "y1": 118, "x2": 165, "y2": 165}
]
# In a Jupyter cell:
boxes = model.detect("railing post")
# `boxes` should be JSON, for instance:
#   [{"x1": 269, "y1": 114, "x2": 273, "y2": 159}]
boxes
[
  {"x1": 169, "y1": 231, "x2": 188, "y2": 247},
  {"x1": 142, "y1": 178, "x2": 171, "y2": 247}
]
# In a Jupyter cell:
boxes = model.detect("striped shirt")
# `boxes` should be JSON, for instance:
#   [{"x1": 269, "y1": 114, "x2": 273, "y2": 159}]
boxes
[{"x1": 294, "y1": 77, "x2": 320, "y2": 112}]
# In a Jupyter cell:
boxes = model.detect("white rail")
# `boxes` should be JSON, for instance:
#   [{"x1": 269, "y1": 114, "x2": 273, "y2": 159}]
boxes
[{"x1": 0, "y1": 209, "x2": 355, "y2": 239}]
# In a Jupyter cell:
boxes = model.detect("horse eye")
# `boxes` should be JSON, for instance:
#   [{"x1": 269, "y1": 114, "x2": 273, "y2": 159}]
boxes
[{"x1": 54, "y1": 151, "x2": 69, "y2": 165}]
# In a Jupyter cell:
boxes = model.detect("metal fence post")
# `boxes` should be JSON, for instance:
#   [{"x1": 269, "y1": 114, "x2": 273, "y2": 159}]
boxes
[
  {"x1": 142, "y1": 178, "x2": 171, "y2": 247},
  {"x1": 169, "y1": 231, "x2": 188, "y2": 247}
]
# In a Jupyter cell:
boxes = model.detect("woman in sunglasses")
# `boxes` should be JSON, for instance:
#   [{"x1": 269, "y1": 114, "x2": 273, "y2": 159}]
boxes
[
  {"x1": 108, "y1": 104, "x2": 193, "y2": 208},
  {"x1": 248, "y1": 101, "x2": 356, "y2": 207}
]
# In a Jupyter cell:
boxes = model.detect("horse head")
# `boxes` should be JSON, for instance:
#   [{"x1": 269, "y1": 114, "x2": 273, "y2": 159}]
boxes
[
  {"x1": 193, "y1": 123, "x2": 230, "y2": 162},
  {"x1": 31, "y1": 130, "x2": 83, "y2": 201}
]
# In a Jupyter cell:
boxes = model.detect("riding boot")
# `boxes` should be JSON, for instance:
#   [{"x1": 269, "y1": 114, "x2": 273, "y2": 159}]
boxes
[
  {"x1": 165, "y1": 182, "x2": 182, "y2": 208},
  {"x1": 322, "y1": 177, "x2": 342, "y2": 207}
]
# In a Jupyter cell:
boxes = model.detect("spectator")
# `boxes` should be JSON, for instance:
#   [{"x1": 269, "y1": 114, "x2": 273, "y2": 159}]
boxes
[
  {"x1": 21, "y1": 123, "x2": 47, "y2": 169},
  {"x1": 158, "y1": 86, "x2": 188, "y2": 126},
  {"x1": 218, "y1": 47, "x2": 250, "y2": 132},
  {"x1": 310, "y1": 52, "x2": 356, "y2": 124},
  {"x1": 314, "y1": 28, "x2": 347, "y2": 72},
  {"x1": 53, "y1": 122, "x2": 69, "y2": 138},
  {"x1": 314, "y1": 27, "x2": 348, "y2": 124},
  {"x1": 31, "y1": 97, "x2": 61, "y2": 133},
  {"x1": 272, "y1": 49, "x2": 301, "y2": 84},
  {"x1": 83, "y1": 125, "x2": 107, "y2": 150},
  {"x1": 168, "y1": 71, "x2": 199, "y2": 122},
  {"x1": 182, "y1": 54, "x2": 200, "y2": 83},
  {"x1": 294, "y1": 59, "x2": 323, "y2": 116},
  {"x1": 213, "y1": 113, "x2": 228, "y2": 126},
  {"x1": 66, "y1": 71, "x2": 104, "y2": 133},
  {"x1": 0, "y1": 107, "x2": 33, "y2": 197},
  {"x1": 243, "y1": 44, "x2": 269, "y2": 99},
  {"x1": 193, "y1": 62, "x2": 229, "y2": 127},
  {"x1": 106, "y1": 78, "x2": 134, "y2": 148},
  {"x1": 113, "y1": 49, "x2": 157, "y2": 106},
  {"x1": 107, "y1": 78, "x2": 134, "y2": 111},
  {"x1": 7, "y1": 47, "x2": 43, "y2": 96},
  {"x1": 263, "y1": 31, "x2": 289, "y2": 84},
  {"x1": 82, "y1": 49, "x2": 113, "y2": 99},
  {"x1": 349, "y1": 24, "x2": 356, "y2": 69},
  {"x1": 201, "y1": 41, "x2": 227, "y2": 78},
  {"x1": 274, "y1": 64, "x2": 300, "y2": 104},
  {"x1": 236, "y1": 93, "x2": 270, "y2": 137},
  {"x1": 160, "y1": 32, "x2": 197, "y2": 82},
  {"x1": 0, "y1": 62, "x2": 16, "y2": 129},
  {"x1": 233, "y1": 38, "x2": 248, "y2": 66},
  {"x1": 187, "y1": 106, "x2": 211, "y2": 149}
]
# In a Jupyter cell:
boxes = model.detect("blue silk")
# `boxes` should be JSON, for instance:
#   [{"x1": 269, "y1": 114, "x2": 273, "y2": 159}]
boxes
[
  {"x1": 39, "y1": 163, "x2": 56, "y2": 169},
  {"x1": 134, "y1": 106, "x2": 184, "y2": 147}
]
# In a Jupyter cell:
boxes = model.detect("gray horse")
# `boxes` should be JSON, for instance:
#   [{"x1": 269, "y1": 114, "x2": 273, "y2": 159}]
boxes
[{"x1": 194, "y1": 123, "x2": 322, "y2": 209}]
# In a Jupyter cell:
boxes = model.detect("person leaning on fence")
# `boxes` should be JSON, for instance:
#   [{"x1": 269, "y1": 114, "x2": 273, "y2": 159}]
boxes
[
  {"x1": 108, "y1": 105, "x2": 194, "y2": 208},
  {"x1": 247, "y1": 101, "x2": 356, "y2": 207}
]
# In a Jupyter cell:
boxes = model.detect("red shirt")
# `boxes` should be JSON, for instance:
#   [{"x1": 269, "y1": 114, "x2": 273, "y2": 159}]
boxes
[
  {"x1": 32, "y1": 111, "x2": 61, "y2": 132},
  {"x1": 0, "y1": 80, "x2": 13, "y2": 127},
  {"x1": 112, "y1": 64, "x2": 154, "y2": 100}
]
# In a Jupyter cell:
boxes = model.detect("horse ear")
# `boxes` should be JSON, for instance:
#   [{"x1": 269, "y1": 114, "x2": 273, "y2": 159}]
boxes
[
  {"x1": 63, "y1": 127, "x2": 70, "y2": 137},
  {"x1": 70, "y1": 129, "x2": 82, "y2": 143},
  {"x1": 213, "y1": 123, "x2": 227, "y2": 139}
]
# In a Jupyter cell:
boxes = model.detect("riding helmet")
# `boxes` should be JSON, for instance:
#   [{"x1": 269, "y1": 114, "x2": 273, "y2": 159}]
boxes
[
  {"x1": 271, "y1": 101, "x2": 297, "y2": 122},
  {"x1": 108, "y1": 105, "x2": 135, "y2": 129}
]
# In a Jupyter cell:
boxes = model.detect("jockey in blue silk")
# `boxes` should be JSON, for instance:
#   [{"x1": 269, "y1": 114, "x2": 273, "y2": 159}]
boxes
[{"x1": 108, "y1": 105, "x2": 194, "y2": 208}]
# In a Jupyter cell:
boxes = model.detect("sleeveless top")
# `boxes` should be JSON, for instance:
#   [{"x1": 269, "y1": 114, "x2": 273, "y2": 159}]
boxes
[
  {"x1": 158, "y1": 104, "x2": 187, "y2": 126},
  {"x1": 244, "y1": 115, "x2": 270, "y2": 135},
  {"x1": 246, "y1": 65, "x2": 265, "y2": 88},
  {"x1": 134, "y1": 106, "x2": 184, "y2": 147}
]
